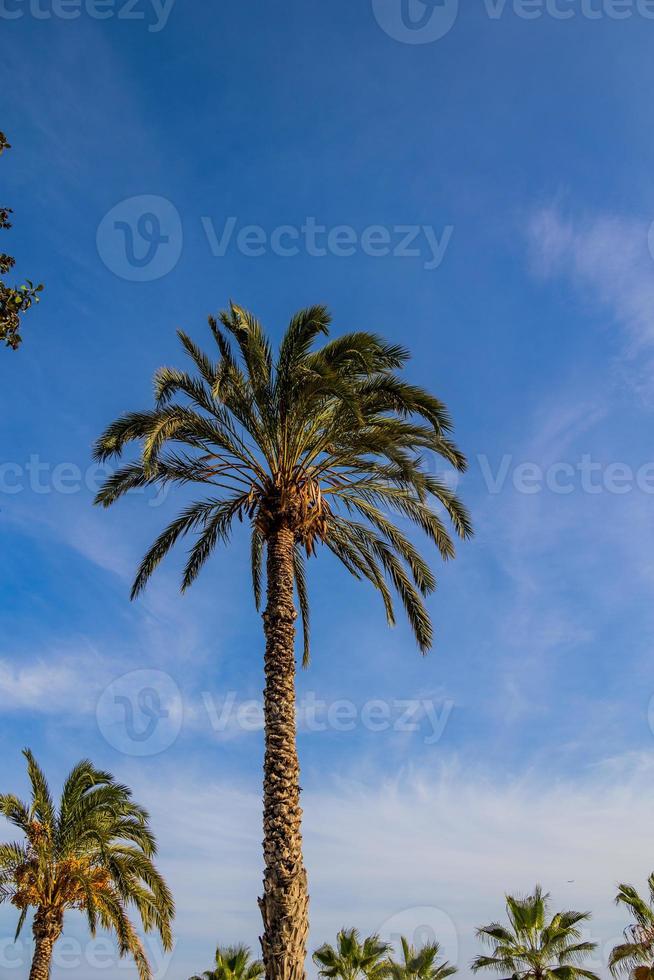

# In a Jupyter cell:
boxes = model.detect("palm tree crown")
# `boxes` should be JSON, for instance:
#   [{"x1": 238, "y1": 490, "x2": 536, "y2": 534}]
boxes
[
  {"x1": 0, "y1": 749, "x2": 174, "y2": 980},
  {"x1": 313, "y1": 928, "x2": 391, "y2": 980},
  {"x1": 190, "y1": 943, "x2": 265, "y2": 980},
  {"x1": 609, "y1": 877, "x2": 654, "y2": 980},
  {"x1": 93, "y1": 303, "x2": 472, "y2": 656},
  {"x1": 471, "y1": 885, "x2": 599, "y2": 980},
  {"x1": 388, "y1": 936, "x2": 457, "y2": 980}
]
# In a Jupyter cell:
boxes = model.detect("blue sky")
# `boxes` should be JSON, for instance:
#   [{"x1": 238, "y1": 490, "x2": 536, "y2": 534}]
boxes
[{"x1": 3, "y1": 1, "x2": 654, "y2": 977}]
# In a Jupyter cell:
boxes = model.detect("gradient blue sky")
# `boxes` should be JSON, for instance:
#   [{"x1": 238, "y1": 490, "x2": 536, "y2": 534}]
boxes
[{"x1": 2, "y1": 2, "x2": 654, "y2": 977}]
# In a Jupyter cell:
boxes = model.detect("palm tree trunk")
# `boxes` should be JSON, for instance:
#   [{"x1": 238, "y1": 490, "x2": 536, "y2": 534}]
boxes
[
  {"x1": 29, "y1": 910, "x2": 60, "y2": 980},
  {"x1": 29, "y1": 938, "x2": 55, "y2": 980},
  {"x1": 258, "y1": 523, "x2": 309, "y2": 980}
]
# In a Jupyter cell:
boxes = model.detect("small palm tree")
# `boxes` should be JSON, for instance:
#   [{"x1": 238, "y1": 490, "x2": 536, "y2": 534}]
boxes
[
  {"x1": 313, "y1": 928, "x2": 391, "y2": 980},
  {"x1": 609, "y1": 878, "x2": 654, "y2": 980},
  {"x1": 388, "y1": 937, "x2": 457, "y2": 980},
  {"x1": 471, "y1": 885, "x2": 599, "y2": 980},
  {"x1": 94, "y1": 304, "x2": 471, "y2": 980},
  {"x1": 0, "y1": 750, "x2": 174, "y2": 980},
  {"x1": 190, "y1": 944, "x2": 265, "y2": 980}
]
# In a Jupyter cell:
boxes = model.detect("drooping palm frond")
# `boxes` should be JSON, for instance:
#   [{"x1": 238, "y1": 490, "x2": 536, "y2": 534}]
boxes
[
  {"x1": 94, "y1": 303, "x2": 472, "y2": 658},
  {"x1": 472, "y1": 887, "x2": 599, "y2": 980},
  {"x1": 0, "y1": 749, "x2": 174, "y2": 979}
]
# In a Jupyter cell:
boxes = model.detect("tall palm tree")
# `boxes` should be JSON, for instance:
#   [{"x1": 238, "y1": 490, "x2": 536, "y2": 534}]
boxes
[
  {"x1": 190, "y1": 943, "x2": 265, "y2": 980},
  {"x1": 471, "y1": 886, "x2": 599, "y2": 980},
  {"x1": 0, "y1": 749, "x2": 174, "y2": 980},
  {"x1": 609, "y1": 878, "x2": 654, "y2": 980},
  {"x1": 93, "y1": 303, "x2": 472, "y2": 980},
  {"x1": 388, "y1": 936, "x2": 457, "y2": 980},
  {"x1": 313, "y1": 928, "x2": 391, "y2": 980}
]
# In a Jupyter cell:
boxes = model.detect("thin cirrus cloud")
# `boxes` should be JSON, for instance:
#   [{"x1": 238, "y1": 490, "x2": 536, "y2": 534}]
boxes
[
  {"x1": 526, "y1": 205, "x2": 654, "y2": 357},
  {"x1": 0, "y1": 654, "x2": 102, "y2": 714}
]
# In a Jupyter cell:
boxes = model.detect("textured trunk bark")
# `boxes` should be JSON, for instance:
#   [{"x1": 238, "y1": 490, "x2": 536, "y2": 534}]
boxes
[
  {"x1": 258, "y1": 523, "x2": 309, "y2": 980},
  {"x1": 29, "y1": 910, "x2": 60, "y2": 980},
  {"x1": 29, "y1": 938, "x2": 54, "y2": 980}
]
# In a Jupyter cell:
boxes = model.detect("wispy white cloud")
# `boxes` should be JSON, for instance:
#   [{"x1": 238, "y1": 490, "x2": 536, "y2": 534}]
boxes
[
  {"x1": 0, "y1": 650, "x2": 105, "y2": 713},
  {"x1": 526, "y1": 206, "x2": 654, "y2": 382}
]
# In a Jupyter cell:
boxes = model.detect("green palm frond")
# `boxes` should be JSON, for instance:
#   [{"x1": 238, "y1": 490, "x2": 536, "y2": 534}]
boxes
[
  {"x1": 617, "y1": 885, "x2": 654, "y2": 929},
  {"x1": 0, "y1": 794, "x2": 31, "y2": 834},
  {"x1": 23, "y1": 748, "x2": 55, "y2": 831},
  {"x1": 293, "y1": 545, "x2": 311, "y2": 666},
  {"x1": 251, "y1": 525, "x2": 265, "y2": 611},
  {"x1": 610, "y1": 943, "x2": 652, "y2": 977},
  {"x1": 0, "y1": 841, "x2": 29, "y2": 869},
  {"x1": 181, "y1": 495, "x2": 248, "y2": 591}
]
